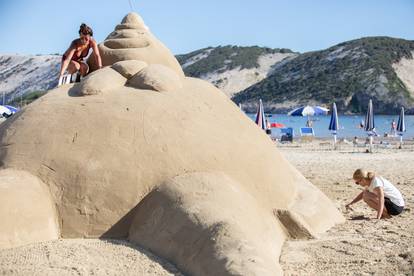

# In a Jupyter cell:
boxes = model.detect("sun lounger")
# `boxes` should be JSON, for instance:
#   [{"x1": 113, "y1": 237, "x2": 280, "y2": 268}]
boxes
[
  {"x1": 300, "y1": 127, "x2": 315, "y2": 136},
  {"x1": 300, "y1": 127, "x2": 314, "y2": 142}
]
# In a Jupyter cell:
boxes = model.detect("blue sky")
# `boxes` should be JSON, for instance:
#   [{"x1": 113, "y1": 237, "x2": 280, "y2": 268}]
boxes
[{"x1": 0, "y1": 0, "x2": 413, "y2": 55}]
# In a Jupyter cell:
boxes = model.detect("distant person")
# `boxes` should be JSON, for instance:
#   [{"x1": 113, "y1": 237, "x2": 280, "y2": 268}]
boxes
[
  {"x1": 59, "y1": 23, "x2": 102, "y2": 81},
  {"x1": 346, "y1": 169, "x2": 404, "y2": 219},
  {"x1": 306, "y1": 119, "x2": 313, "y2": 127},
  {"x1": 359, "y1": 120, "x2": 365, "y2": 129},
  {"x1": 391, "y1": 119, "x2": 397, "y2": 136},
  {"x1": 352, "y1": 136, "x2": 359, "y2": 146}
]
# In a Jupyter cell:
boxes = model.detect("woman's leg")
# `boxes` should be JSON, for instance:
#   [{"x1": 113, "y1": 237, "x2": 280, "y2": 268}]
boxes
[
  {"x1": 362, "y1": 190, "x2": 391, "y2": 218},
  {"x1": 67, "y1": 60, "x2": 81, "y2": 74},
  {"x1": 79, "y1": 62, "x2": 90, "y2": 77}
]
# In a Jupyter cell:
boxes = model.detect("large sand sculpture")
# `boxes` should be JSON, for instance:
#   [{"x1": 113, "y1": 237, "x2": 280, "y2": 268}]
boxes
[{"x1": 0, "y1": 13, "x2": 344, "y2": 275}]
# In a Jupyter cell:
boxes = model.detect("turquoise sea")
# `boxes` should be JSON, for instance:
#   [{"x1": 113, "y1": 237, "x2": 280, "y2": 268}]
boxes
[{"x1": 247, "y1": 114, "x2": 414, "y2": 139}]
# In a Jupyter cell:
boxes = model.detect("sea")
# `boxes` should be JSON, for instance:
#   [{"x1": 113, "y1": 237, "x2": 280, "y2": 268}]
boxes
[{"x1": 246, "y1": 114, "x2": 414, "y2": 139}]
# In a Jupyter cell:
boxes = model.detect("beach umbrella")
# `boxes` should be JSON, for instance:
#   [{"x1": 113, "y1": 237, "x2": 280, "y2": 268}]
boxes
[
  {"x1": 0, "y1": 105, "x2": 12, "y2": 118},
  {"x1": 255, "y1": 99, "x2": 267, "y2": 131},
  {"x1": 397, "y1": 107, "x2": 406, "y2": 148},
  {"x1": 328, "y1": 102, "x2": 339, "y2": 146},
  {"x1": 364, "y1": 99, "x2": 375, "y2": 152},
  {"x1": 288, "y1": 105, "x2": 329, "y2": 116},
  {"x1": 288, "y1": 105, "x2": 329, "y2": 127}
]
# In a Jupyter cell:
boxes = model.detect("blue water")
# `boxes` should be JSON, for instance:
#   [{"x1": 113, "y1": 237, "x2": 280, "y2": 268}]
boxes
[{"x1": 247, "y1": 114, "x2": 414, "y2": 139}]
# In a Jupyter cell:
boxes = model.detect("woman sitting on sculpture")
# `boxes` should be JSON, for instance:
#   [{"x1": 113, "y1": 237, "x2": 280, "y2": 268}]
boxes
[{"x1": 59, "y1": 23, "x2": 102, "y2": 81}]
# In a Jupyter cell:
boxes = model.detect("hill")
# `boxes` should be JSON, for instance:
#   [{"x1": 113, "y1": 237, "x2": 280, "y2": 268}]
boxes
[
  {"x1": 176, "y1": 45, "x2": 296, "y2": 97},
  {"x1": 0, "y1": 54, "x2": 60, "y2": 104},
  {"x1": 232, "y1": 37, "x2": 414, "y2": 114}
]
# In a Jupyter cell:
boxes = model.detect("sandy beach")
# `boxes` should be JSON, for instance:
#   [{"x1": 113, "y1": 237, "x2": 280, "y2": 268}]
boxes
[
  {"x1": 0, "y1": 138, "x2": 412, "y2": 275},
  {"x1": 279, "y1": 140, "x2": 414, "y2": 275}
]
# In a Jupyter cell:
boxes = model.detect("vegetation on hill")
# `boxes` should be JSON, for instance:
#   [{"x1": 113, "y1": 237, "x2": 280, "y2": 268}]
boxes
[
  {"x1": 232, "y1": 37, "x2": 414, "y2": 114},
  {"x1": 8, "y1": 90, "x2": 47, "y2": 107},
  {"x1": 176, "y1": 45, "x2": 294, "y2": 77}
]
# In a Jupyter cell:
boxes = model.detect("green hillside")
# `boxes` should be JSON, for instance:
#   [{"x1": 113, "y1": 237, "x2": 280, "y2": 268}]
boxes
[{"x1": 233, "y1": 37, "x2": 414, "y2": 114}]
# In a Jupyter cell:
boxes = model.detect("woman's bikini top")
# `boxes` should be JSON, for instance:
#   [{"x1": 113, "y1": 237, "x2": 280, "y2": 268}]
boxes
[{"x1": 63, "y1": 39, "x2": 92, "y2": 62}]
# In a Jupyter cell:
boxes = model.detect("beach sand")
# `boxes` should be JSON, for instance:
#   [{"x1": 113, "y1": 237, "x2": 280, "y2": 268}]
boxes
[
  {"x1": 0, "y1": 239, "x2": 183, "y2": 275},
  {"x1": 279, "y1": 139, "x2": 414, "y2": 275},
  {"x1": 1, "y1": 139, "x2": 413, "y2": 275}
]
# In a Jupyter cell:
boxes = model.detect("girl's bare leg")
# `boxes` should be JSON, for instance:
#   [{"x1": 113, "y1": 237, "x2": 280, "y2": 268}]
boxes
[
  {"x1": 79, "y1": 62, "x2": 89, "y2": 77},
  {"x1": 362, "y1": 190, "x2": 391, "y2": 218},
  {"x1": 67, "y1": 60, "x2": 80, "y2": 74}
]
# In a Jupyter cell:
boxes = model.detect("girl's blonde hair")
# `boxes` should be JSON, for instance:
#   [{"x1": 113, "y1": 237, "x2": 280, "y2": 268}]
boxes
[{"x1": 353, "y1": 169, "x2": 375, "y2": 181}]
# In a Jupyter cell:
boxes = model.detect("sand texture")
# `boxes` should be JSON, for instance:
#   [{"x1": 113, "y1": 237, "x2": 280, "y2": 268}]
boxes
[{"x1": 0, "y1": 239, "x2": 182, "y2": 276}]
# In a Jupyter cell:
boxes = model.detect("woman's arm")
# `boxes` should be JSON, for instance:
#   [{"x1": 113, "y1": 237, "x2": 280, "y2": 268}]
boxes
[
  {"x1": 346, "y1": 191, "x2": 363, "y2": 209},
  {"x1": 59, "y1": 48, "x2": 75, "y2": 77},
  {"x1": 374, "y1": 187, "x2": 385, "y2": 219},
  {"x1": 91, "y1": 39, "x2": 102, "y2": 69}
]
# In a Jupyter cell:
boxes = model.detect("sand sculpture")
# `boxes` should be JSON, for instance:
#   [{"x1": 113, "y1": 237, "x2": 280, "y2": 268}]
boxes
[{"x1": 0, "y1": 13, "x2": 344, "y2": 275}]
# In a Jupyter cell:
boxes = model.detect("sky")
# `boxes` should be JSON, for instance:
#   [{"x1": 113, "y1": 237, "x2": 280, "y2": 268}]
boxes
[{"x1": 0, "y1": 0, "x2": 413, "y2": 55}]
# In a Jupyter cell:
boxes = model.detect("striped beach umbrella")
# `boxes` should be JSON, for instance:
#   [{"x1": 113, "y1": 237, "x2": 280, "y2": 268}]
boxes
[
  {"x1": 288, "y1": 105, "x2": 329, "y2": 116},
  {"x1": 255, "y1": 99, "x2": 267, "y2": 130},
  {"x1": 397, "y1": 107, "x2": 406, "y2": 148},
  {"x1": 328, "y1": 102, "x2": 339, "y2": 145},
  {"x1": 289, "y1": 105, "x2": 329, "y2": 127},
  {"x1": 364, "y1": 99, "x2": 375, "y2": 152}
]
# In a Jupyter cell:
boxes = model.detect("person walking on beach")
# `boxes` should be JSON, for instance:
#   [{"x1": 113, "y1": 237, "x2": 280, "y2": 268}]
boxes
[
  {"x1": 59, "y1": 23, "x2": 102, "y2": 81},
  {"x1": 391, "y1": 119, "x2": 397, "y2": 136},
  {"x1": 346, "y1": 169, "x2": 404, "y2": 219}
]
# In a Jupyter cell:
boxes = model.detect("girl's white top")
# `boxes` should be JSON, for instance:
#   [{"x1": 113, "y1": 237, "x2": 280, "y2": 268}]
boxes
[{"x1": 368, "y1": 176, "x2": 405, "y2": 207}]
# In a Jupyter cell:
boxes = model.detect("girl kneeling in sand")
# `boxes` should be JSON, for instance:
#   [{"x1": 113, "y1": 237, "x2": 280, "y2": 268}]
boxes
[
  {"x1": 59, "y1": 23, "x2": 102, "y2": 81},
  {"x1": 346, "y1": 169, "x2": 404, "y2": 219}
]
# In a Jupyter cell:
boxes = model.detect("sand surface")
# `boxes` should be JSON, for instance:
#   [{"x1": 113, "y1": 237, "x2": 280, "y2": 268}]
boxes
[
  {"x1": 278, "y1": 140, "x2": 414, "y2": 275},
  {"x1": 0, "y1": 239, "x2": 183, "y2": 276},
  {"x1": 1, "y1": 139, "x2": 413, "y2": 275}
]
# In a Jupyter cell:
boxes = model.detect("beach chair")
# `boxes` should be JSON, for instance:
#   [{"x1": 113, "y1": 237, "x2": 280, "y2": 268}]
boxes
[
  {"x1": 300, "y1": 127, "x2": 314, "y2": 142},
  {"x1": 280, "y1": 127, "x2": 294, "y2": 142}
]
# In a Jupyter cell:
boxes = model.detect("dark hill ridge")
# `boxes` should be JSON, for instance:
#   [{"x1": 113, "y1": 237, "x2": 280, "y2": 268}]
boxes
[{"x1": 232, "y1": 37, "x2": 414, "y2": 114}]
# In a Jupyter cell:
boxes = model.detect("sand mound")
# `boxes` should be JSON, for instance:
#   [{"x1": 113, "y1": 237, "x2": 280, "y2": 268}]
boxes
[
  {"x1": 0, "y1": 13, "x2": 344, "y2": 275},
  {"x1": 112, "y1": 60, "x2": 148, "y2": 78},
  {"x1": 0, "y1": 169, "x2": 59, "y2": 249},
  {"x1": 88, "y1": 13, "x2": 183, "y2": 78}
]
